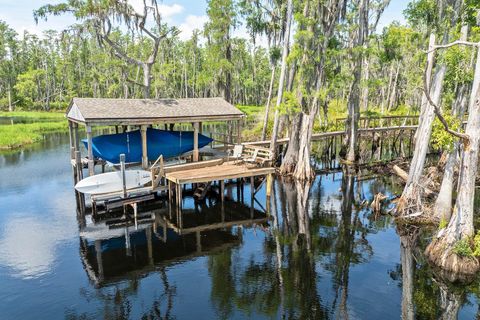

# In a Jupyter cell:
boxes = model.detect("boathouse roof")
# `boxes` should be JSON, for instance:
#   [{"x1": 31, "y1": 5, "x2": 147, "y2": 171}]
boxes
[{"x1": 66, "y1": 97, "x2": 244, "y2": 125}]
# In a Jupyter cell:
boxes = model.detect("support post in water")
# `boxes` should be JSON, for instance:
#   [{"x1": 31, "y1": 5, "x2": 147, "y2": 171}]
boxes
[
  {"x1": 193, "y1": 122, "x2": 199, "y2": 162},
  {"x1": 86, "y1": 125, "x2": 94, "y2": 176},
  {"x1": 220, "y1": 180, "x2": 225, "y2": 203},
  {"x1": 266, "y1": 173, "x2": 273, "y2": 197},
  {"x1": 120, "y1": 154, "x2": 127, "y2": 198},
  {"x1": 141, "y1": 125, "x2": 148, "y2": 169}
]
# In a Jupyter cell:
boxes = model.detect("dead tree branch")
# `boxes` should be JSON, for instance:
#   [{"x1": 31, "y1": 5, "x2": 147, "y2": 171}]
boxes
[
  {"x1": 426, "y1": 40, "x2": 480, "y2": 54},
  {"x1": 423, "y1": 71, "x2": 469, "y2": 141}
]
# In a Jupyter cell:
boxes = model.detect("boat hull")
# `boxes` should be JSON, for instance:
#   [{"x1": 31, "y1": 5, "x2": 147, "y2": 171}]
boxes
[
  {"x1": 82, "y1": 128, "x2": 213, "y2": 163},
  {"x1": 75, "y1": 170, "x2": 152, "y2": 195}
]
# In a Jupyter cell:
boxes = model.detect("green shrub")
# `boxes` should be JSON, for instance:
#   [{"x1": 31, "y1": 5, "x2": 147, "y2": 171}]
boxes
[{"x1": 453, "y1": 238, "x2": 473, "y2": 257}]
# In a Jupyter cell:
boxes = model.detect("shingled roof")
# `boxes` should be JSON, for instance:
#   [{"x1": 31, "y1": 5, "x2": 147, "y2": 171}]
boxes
[{"x1": 66, "y1": 97, "x2": 244, "y2": 125}]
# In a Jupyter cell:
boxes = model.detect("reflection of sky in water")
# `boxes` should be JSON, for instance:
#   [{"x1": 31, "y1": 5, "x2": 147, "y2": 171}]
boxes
[
  {"x1": 0, "y1": 135, "x2": 78, "y2": 279},
  {"x1": 0, "y1": 216, "x2": 73, "y2": 279},
  {"x1": 0, "y1": 131, "x2": 479, "y2": 319}
]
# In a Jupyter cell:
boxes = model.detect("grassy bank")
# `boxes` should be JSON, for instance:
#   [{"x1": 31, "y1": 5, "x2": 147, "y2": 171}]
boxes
[
  {"x1": 0, "y1": 111, "x2": 68, "y2": 149},
  {"x1": 0, "y1": 111, "x2": 65, "y2": 120},
  {"x1": 0, "y1": 122, "x2": 68, "y2": 149}
]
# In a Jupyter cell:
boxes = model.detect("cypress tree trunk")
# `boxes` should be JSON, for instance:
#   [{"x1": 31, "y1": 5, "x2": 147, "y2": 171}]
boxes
[
  {"x1": 425, "y1": 77, "x2": 480, "y2": 276},
  {"x1": 400, "y1": 234, "x2": 416, "y2": 320},
  {"x1": 270, "y1": 0, "x2": 293, "y2": 156},
  {"x1": 434, "y1": 26, "x2": 473, "y2": 221},
  {"x1": 344, "y1": 0, "x2": 368, "y2": 163},
  {"x1": 261, "y1": 67, "x2": 276, "y2": 140},
  {"x1": 292, "y1": 110, "x2": 317, "y2": 180},
  {"x1": 399, "y1": 34, "x2": 446, "y2": 214},
  {"x1": 280, "y1": 113, "x2": 302, "y2": 175}
]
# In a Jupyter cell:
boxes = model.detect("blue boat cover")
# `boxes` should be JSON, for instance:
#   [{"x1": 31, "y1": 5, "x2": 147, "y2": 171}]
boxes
[{"x1": 82, "y1": 128, "x2": 213, "y2": 163}]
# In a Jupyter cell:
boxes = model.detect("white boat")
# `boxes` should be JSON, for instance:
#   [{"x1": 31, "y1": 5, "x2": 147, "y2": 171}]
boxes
[{"x1": 75, "y1": 170, "x2": 152, "y2": 195}]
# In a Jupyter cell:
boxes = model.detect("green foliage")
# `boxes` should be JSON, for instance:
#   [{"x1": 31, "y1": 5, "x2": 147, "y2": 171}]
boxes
[
  {"x1": 277, "y1": 91, "x2": 300, "y2": 116},
  {"x1": 0, "y1": 121, "x2": 67, "y2": 149},
  {"x1": 404, "y1": 0, "x2": 437, "y2": 30},
  {"x1": 473, "y1": 232, "x2": 480, "y2": 257},
  {"x1": 452, "y1": 232, "x2": 480, "y2": 258},
  {"x1": 237, "y1": 105, "x2": 264, "y2": 116},
  {"x1": 0, "y1": 111, "x2": 64, "y2": 119},
  {"x1": 431, "y1": 114, "x2": 462, "y2": 151},
  {"x1": 453, "y1": 238, "x2": 474, "y2": 257}
]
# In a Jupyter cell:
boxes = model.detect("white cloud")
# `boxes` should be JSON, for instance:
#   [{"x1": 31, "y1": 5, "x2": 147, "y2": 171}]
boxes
[
  {"x1": 178, "y1": 14, "x2": 208, "y2": 41},
  {"x1": 159, "y1": 3, "x2": 184, "y2": 19},
  {"x1": 128, "y1": 0, "x2": 184, "y2": 22}
]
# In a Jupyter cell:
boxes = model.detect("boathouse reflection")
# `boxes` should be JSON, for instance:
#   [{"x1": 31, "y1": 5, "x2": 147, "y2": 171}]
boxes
[{"x1": 79, "y1": 201, "x2": 269, "y2": 288}]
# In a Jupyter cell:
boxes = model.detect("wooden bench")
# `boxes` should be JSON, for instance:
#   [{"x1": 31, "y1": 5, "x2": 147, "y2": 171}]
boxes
[{"x1": 241, "y1": 145, "x2": 273, "y2": 167}]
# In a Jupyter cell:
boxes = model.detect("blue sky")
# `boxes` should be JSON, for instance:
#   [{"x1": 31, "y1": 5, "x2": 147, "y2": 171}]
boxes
[{"x1": 0, "y1": 0, "x2": 407, "y2": 40}]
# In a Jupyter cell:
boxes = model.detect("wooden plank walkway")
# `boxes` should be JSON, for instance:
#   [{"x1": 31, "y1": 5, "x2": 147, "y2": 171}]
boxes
[
  {"x1": 165, "y1": 161, "x2": 275, "y2": 184},
  {"x1": 243, "y1": 125, "x2": 418, "y2": 147}
]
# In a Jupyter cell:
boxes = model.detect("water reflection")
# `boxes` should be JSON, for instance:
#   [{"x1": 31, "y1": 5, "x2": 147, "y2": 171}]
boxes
[{"x1": 3, "y1": 131, "x2": 480, "y2": 319}]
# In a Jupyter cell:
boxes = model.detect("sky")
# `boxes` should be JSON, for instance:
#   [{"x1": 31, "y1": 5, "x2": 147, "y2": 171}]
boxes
[{"x1": 0, "y1": 0, "x2": 408, "y2": 41}]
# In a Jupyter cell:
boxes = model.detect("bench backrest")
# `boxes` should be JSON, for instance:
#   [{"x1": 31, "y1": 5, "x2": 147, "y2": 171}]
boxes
[
  {"x1": 242, "y1": 145, "x2": 273, "y2": 164},
  {"x1": 232, "y1": 144, "x2": 244, "y2": 158}
]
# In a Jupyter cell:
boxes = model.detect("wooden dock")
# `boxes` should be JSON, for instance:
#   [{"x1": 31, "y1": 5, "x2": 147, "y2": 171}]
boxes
[
  {"x1": 165, "y1": 161, "x2": 275, "y2": 185},
  {"x1": 165, "y1": 160, "x2": 275, "y2": 221}
]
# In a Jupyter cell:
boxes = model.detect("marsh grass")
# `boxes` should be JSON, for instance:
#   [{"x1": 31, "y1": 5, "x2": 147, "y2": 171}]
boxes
[
  {"x1": 0, "y1": 120, "x2": 68, "y2": 149},
  {"x1": 0, "y1": 111, "x2": 65, "y2": 120}
]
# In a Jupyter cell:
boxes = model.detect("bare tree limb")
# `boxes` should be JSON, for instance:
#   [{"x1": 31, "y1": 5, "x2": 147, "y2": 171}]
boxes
[
  {"x1": 126, "y1": 77, "x2": 145, "y2": 88},
  {"x1": 422, "y1": 64, "x2": 470, "y2": 142},
  {"x1": 426, "y1": 40, "x2": 480, "y2": 53}
]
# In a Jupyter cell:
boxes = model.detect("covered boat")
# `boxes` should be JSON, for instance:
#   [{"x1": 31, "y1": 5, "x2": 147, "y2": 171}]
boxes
[{"x1": 82, "y1": 128, "x2": 213, "y2": 164}]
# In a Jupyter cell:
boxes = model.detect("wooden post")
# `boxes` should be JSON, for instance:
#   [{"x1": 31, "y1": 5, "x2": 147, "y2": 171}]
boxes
[
  {"x1": 74, "y1": 150, "x2": 86, "y2": 217},
  {"x1": 141, "y1": 125, "x2": 148, "y2": 169},
  {"x1": 250, "y1": 177, "x2": 255, "y2": 218},
  {"x1": 120, "y1": 154, "x2": 127, "y2": 198},
  {"x1": 196, "y1": 230, "x2": 202, "y2": 253},
  {"x1": 146, "y1": 227, "x2": 153, "y2": 265},
  {"x1": 237, "y1": 119, "x2": 242, "y2": 144},
  {"x1": 220, "y1": 180, "x2": 225, "y2": 203},
  {"x1": 193, "y1": 122, "x2": 199, "y2": 162},
  {"x1": 133, "y1": 203, "x2": 138, "y2": 230},
  {"x1": 266, "y1": 173, "x2": 273, "y2": 197},
  {"x1": 73, "y1": 122, "x2": 80, "y2": 153},
  {"x1": 86, "y1": 125, "x2": 94, "y2": 176},
  {"x1": 95, "y1": 240, "x2": 104, "y2": 282},
  {"x1": 75, "y1": 151, "x2": 83, "y2": 182},
  {"x1": 68, "y1": 121, "x2": 75, "y2": 159},
  {"x1": 176, "y1": 183, "x2": 183, "y2": 228}
]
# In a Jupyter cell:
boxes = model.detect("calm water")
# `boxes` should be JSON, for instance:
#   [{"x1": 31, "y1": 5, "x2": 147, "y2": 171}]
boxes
[{"x1": 0, "y1": 129, "x2": 480, "y2": 319}]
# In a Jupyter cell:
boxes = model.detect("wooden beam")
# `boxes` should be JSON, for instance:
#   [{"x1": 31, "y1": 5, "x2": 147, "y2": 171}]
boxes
[
  {"x1": 220, "y1": 180, "x2": 225, "y2": 203},
  {"x1": 68, "y1": 121, "x2": 74, "y2": 159},
  {"x1": 193, "y1": 122, "x2": 199, "y2": 162},
  {"x1": 86, "y1": 125, "x2": 94, "y2": 176},
  {"x1": 266, "y1": 173, "x2": 273, "y2": 197},
  {"x1": 73, "y1": 122, "x2": 80, "y2": 152},
  {"x1": 141, "y1": 125, "x2": 148, "y2": 169},
  {"x1": 237, "y1": 119, "x2": 242, "y2": 144}
]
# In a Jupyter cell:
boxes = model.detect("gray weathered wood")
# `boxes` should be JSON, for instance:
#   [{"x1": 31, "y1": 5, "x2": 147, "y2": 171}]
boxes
[{"x1": 86, "y1": 125, "x2": 94, "y2": 176}]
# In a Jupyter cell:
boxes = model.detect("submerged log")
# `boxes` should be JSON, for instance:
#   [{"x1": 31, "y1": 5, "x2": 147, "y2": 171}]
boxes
[
  {"x1": 370, "y1": 192, "x2": 387, "y2": 214},
  {"x1": 392, "y1": 165, "x2": 435, "y2": 197}
]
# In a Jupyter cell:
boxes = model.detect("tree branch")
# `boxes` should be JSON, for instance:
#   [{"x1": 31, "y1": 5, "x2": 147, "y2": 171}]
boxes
[
  {"x1": 126, "y1": 77, "x2": 146, "y2": 88},
  {"x1": 425, "y1": 40, "x2": 480, "y2": 53},
  {"x1": 422, "y1": 65, "x2": 470, "y2": 142}
]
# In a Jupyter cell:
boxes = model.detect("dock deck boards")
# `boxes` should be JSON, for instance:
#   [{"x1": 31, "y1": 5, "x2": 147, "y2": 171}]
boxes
[{"x1": 165, "y1": 161, "x2": 275, "y2": 184}]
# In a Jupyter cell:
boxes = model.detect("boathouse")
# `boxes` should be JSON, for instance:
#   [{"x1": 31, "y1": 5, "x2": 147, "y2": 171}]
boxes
[
  {"x1": 66, "y1": 97, "x2": 244, "y2": 175},
  {"x1": 66, "y1": 97, "x2": 275, "y2": 218}
]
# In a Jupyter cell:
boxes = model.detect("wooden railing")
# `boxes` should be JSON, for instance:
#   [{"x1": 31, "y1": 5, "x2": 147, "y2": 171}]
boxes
[{"x1": 334, "y1": 115, "x2": 420, "y2": 130}]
